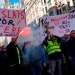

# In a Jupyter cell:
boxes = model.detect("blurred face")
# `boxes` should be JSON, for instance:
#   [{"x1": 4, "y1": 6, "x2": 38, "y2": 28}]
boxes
[
  {"x1": 47, "y1": 34, "x2": 50, "y2": 38},
  {"x1": 2, "y1": 45, "x2": 6, "y2": 51},
  {"x1": 24, "y1": 42, "x2": 26, "y2": 46},
  {"x1": 11, "y1": 38, "x2": 17, "y2": 45},
  {"x1": 64, "y1": 34, "x2": 69, "y2": 40},
  {"x1": 11, "y1": 38, "x2": 14, "y2": 43},
  {"x1": 71, "y1": 31, "x2": 75, "y2": 38},
  {"x1": 50, "y1": 34, "x2": 54, "y2": 40}
]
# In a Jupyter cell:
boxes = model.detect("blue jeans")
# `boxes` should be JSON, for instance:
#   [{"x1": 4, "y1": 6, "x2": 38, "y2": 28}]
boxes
[
  {"x1": 50, "y1": 59, "x2": 62, "y2": 75},
  {"x1": 30, "y1": 61, "x2": 42, "y2": 75}
]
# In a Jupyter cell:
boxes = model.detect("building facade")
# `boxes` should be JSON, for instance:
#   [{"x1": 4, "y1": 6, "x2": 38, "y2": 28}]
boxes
[
  {"x1": 24, "y1": 0, "x2": 75, "y2": 26},
  {"x1": 2, "y1": 0, "x2": 9, "y2": 9},
  {"x1": 2, "y1": 0, "x2": 24, "y2": 9},
  {"x1": 24, "y1": 0, "x2": 48, "y2": 26},
  {"x1": 47, "y1": 0, "x2": 75, "y2": 15}
]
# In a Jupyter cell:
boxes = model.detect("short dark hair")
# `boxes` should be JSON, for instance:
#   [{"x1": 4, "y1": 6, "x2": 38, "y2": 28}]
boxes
[{"x1": 71, "y1": 30, "x2": 75, "y2": 33}]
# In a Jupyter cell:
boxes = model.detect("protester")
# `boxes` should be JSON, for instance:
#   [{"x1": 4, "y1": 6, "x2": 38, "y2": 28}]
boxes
[
  {"x1": 60, "y1": 34, "x2": 70, "y2": 74},
  {"x1": 44, "y1": 33, "x2": 62, "y2": 75},
  {"x1": 67, "y1": 30, "x2": 75, "y2": 75},
  {"x1": 22, "y1": 42, "x2": 28, "y2": 54},
  {"x1": 25, "y1": 39, "x2": 46, "y2": 75},
  {"x1": 60, "y1": 34, "x2": 69, "y2": 59},
  {"x1": 6, "y1": 37, "x2": 23, "y2": 75},
  {"x1": 22, "y1": 41, "x2": 31, "y2": 75},
  {"x1": 0, "y1": 45, "x2": 7, "y2": 75}
]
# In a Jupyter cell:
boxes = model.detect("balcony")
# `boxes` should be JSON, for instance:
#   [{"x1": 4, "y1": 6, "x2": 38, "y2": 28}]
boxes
[
  {"x1": 68, "y1": 6, "x2": 75, "y2": 13},
  {"x1": 47, "y1": 0, "x2": 58, "y2": 11}
]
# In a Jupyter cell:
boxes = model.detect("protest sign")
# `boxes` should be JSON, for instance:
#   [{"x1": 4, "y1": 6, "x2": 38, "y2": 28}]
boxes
[
  {"x1": 0, "y1": 9, "x2": 26, "y2": 36},
  {"x1": 40, "y1": 12, "x2": 75, "y2": 42}
]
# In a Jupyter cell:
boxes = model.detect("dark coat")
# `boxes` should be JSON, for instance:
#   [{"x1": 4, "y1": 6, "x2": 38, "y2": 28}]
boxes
[
  {"x1": 68, "y1": 36, "x2": 75, "y2": 56},
  {"x1": 6, "y1": 42, "x2": 23, "y2": 66},
  {"x1": 60, "y1": 39, "x2": 68, "y2": 55}
]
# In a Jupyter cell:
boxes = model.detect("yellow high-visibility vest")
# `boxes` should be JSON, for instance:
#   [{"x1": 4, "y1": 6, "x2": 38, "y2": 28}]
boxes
[
  {"x1": 47, "y1": 40, "x2": 61, "y2": 55},
  {"x1": 16, "y1": 47, "x2": 21, "y2": 64}
]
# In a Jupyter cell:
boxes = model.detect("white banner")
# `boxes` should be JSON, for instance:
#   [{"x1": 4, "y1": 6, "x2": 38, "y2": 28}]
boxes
[
  {"x1": 0, "y1": 9, "x2": 26, "y2": 36},
  {"x1": 40, "y1": 13, "x2": 75, "y2": 42}
]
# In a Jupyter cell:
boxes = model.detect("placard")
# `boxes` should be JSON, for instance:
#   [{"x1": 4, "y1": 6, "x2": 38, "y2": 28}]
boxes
[{"x1": 0, "y1": 9, "x2": 26, "y2": 36}]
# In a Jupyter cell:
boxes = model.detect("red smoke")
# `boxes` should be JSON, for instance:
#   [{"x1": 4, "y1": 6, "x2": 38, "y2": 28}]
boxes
[{"x1": 19, "y1": 27, "x2": 31, "y2": 36}]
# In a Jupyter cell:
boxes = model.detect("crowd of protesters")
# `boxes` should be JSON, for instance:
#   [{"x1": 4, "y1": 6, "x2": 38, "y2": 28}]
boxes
[{"x1": 0, "y1": 30, "x2": 75, "y2": 75}]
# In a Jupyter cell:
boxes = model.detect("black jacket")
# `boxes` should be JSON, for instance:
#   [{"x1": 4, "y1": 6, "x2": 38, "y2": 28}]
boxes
[
  {"x1": 68, "y1": 36, "x2": 75, "y2": 56},
  {"x1": 43, "y1": 35, "x2": 61, "y2": 46},
  {"x1": 43, "y1": 37, "x2": 62, "y2": 60},
  {"x1": 60, "y1": 39, "x2": 68, "y2": 55},
  {"x1": 6, "y1": 42, "x2": 23, "y2": 66}
]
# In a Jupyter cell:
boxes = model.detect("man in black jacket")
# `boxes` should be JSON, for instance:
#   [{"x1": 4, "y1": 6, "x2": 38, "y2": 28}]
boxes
[
  {"x1": 6, "y1": 37, "x2": 23, "y2": 75},
  {"x1": 68, "y1": 30, "x2": 75, "y2": 75}
]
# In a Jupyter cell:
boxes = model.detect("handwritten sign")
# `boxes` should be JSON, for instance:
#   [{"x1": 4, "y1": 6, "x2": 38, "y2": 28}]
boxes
[
  {"x1": 0, "y1": 9, "x2": 26, "y2": 36},
  {"x1": 40, "y1": 12, "x2": 75, "y2": 42}
]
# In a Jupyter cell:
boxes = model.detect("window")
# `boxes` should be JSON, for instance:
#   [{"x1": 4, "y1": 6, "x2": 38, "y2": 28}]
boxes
[
  {"x1": 62, "y1": 7, "x2": 66, "y2": 11},
  {"x1": 73, "y1": 0, "x2": 75, "y2": 6},
  {"x1": 42, "y1": 8, "x2": 44, "y2": 14},
  {"x1": 62, "y1": 7, "x2": 66, "y2": 14},
  {"x1": 57, "y1": 9, "x2": 62, "y2": 14},
  {"x1": 36, "y1": 9, "x2": 38, "y2": 13},
  {"x1": 56, "y1": 10, "x2": 59, "y2": 15},
  {"x1": 45, "y1": 7, "x2": 47, "y2": 13},
  {"x1": 29, "y1": 10, "x2": 31, "y2": 13},
  {"x1": 4, "y1": 0, "x2": 8, "y2": 3},
  {"x1": 33, "y1": 12, "x2": 35, "y2": 17},
  {"x1": 67, "y1": 1, "x2": 70, "y2": 8},
  {"x1": 48, "y1": 0, "x2": 52, "y2": 6},
  {"x1": 41, "y1": 0, "x2": 43, "y2": 5},
  {"x1": 26, "y1": 7, "x2": 27, "y2": 9},
  {"x1": 37, "y1": 16, "x2": 39, "y2": 18},
  {"x1": 44, "y1": 0, "x2": 46, "y2": 4},
  {"x1": 59, "y1": 9, "x2": 62, "y2": 14},
  {"x1": 20, "y1": 1, "x2": 24, "y2": 8},
  {"x1": 49, "y1": 11, "x2": 54, "y2": 16}
]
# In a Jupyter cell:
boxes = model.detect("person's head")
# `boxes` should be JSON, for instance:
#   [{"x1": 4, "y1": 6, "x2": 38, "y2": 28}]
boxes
[
  {"x1": 11, "y1": 38, "x2": 17, "y2": 45},
  {"x1": 70, "y1": 30, "x2": 75, "y2": 38},
  {"x1": 24, "y1": 42, "x2": 27, "y2": 46},
  {"x1": 47, "y1": 33, "x2": 50, "y2": 38},
  {"x1": 1, "y1": 45, "x2": 6, "y2": 51},
  {"x1": 63, "y1": 34, "x2": 69, "y2": 40},
  {"x1": 50, "y1": 34, "x2": 55, "y2": 40}
]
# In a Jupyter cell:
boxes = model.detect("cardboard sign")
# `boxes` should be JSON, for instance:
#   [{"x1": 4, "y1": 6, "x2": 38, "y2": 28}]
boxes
[
  {"x1": 0, "y1": 9, "x2": 26, "y2": 36},
  {"x1": 40, "y1": 13, "x2": 75, "y2": 42}
]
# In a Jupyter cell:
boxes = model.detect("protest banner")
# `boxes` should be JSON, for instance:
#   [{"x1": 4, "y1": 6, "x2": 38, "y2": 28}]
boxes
[
  {"x1": 0, "y1": 9, "x2": 26, "y2": 36},
  {"x1": 40, "y1": 12, "x2": 75, "y2": 42}
]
